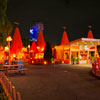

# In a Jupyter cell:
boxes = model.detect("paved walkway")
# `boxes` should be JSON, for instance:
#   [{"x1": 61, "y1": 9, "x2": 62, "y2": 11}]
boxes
[{"x1": 8, "y1": 64, "x2": 100, "y2": 100}]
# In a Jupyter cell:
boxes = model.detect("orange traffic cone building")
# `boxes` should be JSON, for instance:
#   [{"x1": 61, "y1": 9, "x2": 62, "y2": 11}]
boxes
[
  {"x1": 37, "y1": 31, "x2": 45, "y2": 52},
  {"x1": 10, "y1": 27, "x2": 23, "y2": 55},
  {"x1": 60, "y1": 31, "x2": 69, "y2": 45},
  {"x1": 87, "y1": 26, "x2": 94, "y2": 38}
]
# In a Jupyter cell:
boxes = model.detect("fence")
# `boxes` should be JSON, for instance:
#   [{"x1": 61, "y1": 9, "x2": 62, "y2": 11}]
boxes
[{"x1": 0, "y1": 72, "x2": 21, "y2": 100}]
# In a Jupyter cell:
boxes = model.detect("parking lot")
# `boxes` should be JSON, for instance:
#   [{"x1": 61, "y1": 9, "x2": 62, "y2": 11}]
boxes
[{"x1": 8, "y1": 64, "x2": 100, "y2": 100}]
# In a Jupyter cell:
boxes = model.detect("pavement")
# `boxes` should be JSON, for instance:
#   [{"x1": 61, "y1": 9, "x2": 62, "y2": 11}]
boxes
[{"x1": 7, "y1": 64, "x2": 100, "y2": 100}]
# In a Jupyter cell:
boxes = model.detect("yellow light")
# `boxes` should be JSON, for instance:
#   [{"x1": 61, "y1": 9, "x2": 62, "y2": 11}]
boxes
[
  {"x1": 39, "y1": 55, "x2": 41, "y2": 59},
  {"x1": 22, "y1": 47, "x2": 27, "y2": 52},
  {"x1": 37, "y1": 46, "x2": 40, "y2": 49},
  {"x1": 35, "y1": 56, "x2": 38, "y2": 59},
  {"x1": 96, "y1": 66, "x2": 99, "y2": 69},
  {"x1": 28, "y1": 45, "x2": 30, "y2": 48},
  {"x1": 13, "y1": 54, "x2": 16, "y2": 57},
  {"x1": 32, "y1": 61, "x2": 34, "y2": 64},
  {"x1": 6, "y1": 36, "x2": 12, "y2": 41},
  {"x1": 30, "y1": 50, "x2": 33, "y2": 52},
  {"x1": 5, "y1": 46, "x2": 9, "y2": 52},
  {"x1": 41, "y1": 48, "x2": 44, "y2": 51},
  {"x1": 44, "y1": 61, "x2": 47, "y2": 64},
  {"x1": 11, "y1": 56, "x2": 13, "y2": 60},
  {"x1": 20, "y1": 56, "x2": 22, "y2": 58},
  {"x1": 52, "y1": 60, "x2": 54, "y2": 64},
  {"x1": 62, "y1": 61, "x2": 64, "y2": 64}
]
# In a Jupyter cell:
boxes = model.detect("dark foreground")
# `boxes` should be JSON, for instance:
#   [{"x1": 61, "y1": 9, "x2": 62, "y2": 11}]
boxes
[{"x1": 8, "y1": 64, "x2": 100, "y2": 100}]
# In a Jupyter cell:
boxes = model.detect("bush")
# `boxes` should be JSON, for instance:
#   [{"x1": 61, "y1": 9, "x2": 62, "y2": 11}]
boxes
[{"x1": 0, "y1": 83, "x2": 9, "y2": 100}]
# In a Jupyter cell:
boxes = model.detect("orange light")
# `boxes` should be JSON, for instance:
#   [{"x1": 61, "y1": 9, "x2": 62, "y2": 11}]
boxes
[
  {"x1": 20, "y1": 56, "x2": 22, "y2": 58},
  {"x1": 44, "y1": 61, "x2": 47, "y2": 64},
  {"x1": 22, "y1": 47, "x2": 27, "y2": 52},
  {"x1": 30, "y1": 50, "x2": 33, "y2": 52},
  {"x1": 6, "y1": 36, "x2": 12, "y2": 41},
  {"x1": 41, "y1": 48, "x2": 44, "y2": 51},
  {"x1": 28, "y1": 45, "x2": 30, "y2": 48},
  {"x1": 35, "y1": 56, "x2": 38, "y2": 59},
  {"x1": 39, "y1": 55, "x2": 41, "y2": 59},
  {"x1": 13, "y1": 54, "x2": 16, "y2": 57},
  {"x1": 96, "y1": 66, "x2": 99, "y2": 69},
  {"x1": 52, "y1": 60, "x2": 54, "y2": 64},
  {"x1": 32, "y1": 61, "x2": 34, "y2": 64},
  {"x1": 64, "y1": 70, "x2": 68, "y2": 72},
  {"x1": 37, "y1": 46, "x2": 40, "y2": 49},
  {"x1": 5, "y1": 46, "x2": 9, "y2": 52},
  {"x1": 62, "y1": 61, "x2": 64, "y2": 64}
]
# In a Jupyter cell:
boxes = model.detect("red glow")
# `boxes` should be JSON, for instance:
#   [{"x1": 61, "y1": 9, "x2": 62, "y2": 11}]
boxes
[
  {"x1": 44, "y1": 61, "x2": 47, "y2": 64},
  {"x1": 37, "y1": 31, "x2": 45, "y2": 51},
  {"x1": 96, "y1": 66, "x2": 99, "y2": 69},
  {"x1": 60, "y1": 31, "x2": 69, "y2": 45},
  {"x1": 10, "y1": 27, "x2": 23, "y2": 54},
  {"x1": 87, "y1": 30, "x2": 94, "y2": 39},
  {"x1": 30, "y1": 42, "x2": 37, "y2": 53}
]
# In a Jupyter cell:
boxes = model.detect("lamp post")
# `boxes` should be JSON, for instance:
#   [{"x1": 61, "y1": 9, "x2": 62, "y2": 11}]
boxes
[{"x1": 6, "y1": 36, "x2": 12, "y2": 65}]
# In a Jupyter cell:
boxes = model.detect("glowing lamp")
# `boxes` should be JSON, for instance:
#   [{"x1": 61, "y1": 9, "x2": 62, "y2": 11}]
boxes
[
  {"x1": 96, "y1": 66, "x2": 99, "y2": 69},
  {"x1": 39, "y1": 55, "x2": 41, "y2": 59},
  {"x1": 32, "y1": 60, "x2": 34, "y2": 64},
  {"x1": 35, "y1": 56, "x2": 38, "y2": 59},
  {"x1": 52, "y1": 60, "x2": 54, "y2": 64},
  {"x1": 41, "y1": 48, "x2": 44, "y2": 51},
  {"x1": 44, "y1": 61, "x2": 47, "y2": 64},
  {"x1": 20, "y1": 56, "x2": 22, "y2": 58},
  {"x1": 13, "y1": 54, "x2": 16, "y2": 57},
  {"x1": 37, "y1": 46, "x2": 40, "y2": 49},
  {"x1": 6, "y1": 36, "x2": 12, "y2": 41},
  {"x1": 28, "y1": 45, "x2": 30, "y2": 48},
  {"x1": 5, "y1": 46, "x2": 9, "y2": 52},
  {"x1": 62, "y1": 61, "x2": 64, "y2": 64},
  {"x1": 30, "y1": 50, "x2": 33, "y2": 52}
]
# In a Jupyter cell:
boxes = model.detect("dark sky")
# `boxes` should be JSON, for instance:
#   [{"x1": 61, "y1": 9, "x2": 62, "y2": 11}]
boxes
[{"x1": 7, "y1": 0, "x2": 100, "y2": 44}]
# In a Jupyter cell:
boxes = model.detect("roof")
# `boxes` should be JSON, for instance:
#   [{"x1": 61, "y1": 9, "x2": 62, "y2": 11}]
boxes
[
  {"x1": 60, "y1": 31, "x2": 69, "y2": 45},
  {"x1": 68, "y1": 38, "x2": 100, "y2": 45},
  {"x1": 10, "y1": 27, "x2": 23, "y2": 54}
]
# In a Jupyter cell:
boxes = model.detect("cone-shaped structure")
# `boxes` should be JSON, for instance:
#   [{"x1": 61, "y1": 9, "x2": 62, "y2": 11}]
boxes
[
  {"x1": 60, "y1": 31, "x2": 69, "y2": 45},
  {"x1": 87, "y1": 26, "x2": 94, "y2": 39},
  {"x1": 10, "y1": 27, "x2": 23, "y2": 54},
  {"x1": 30, "y1": 41, "x2": 37, "y2": 53},
  {"x1": 87, "y1": 30, "x2": 94, "y2": 39},
  {"x1": 37, "y1": 31, "x2": 45, "y2": 50}
]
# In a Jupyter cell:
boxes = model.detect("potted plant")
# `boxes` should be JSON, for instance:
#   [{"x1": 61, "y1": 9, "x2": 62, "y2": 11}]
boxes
[
  {"x1": 76, "y1": 57, "x2": 79, "y2": 64},
  {"x1": 71, "y1": 55, "x2": 75, "y2": 64}
]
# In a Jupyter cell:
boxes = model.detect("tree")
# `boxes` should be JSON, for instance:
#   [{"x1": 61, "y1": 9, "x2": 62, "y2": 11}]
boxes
[
  {"x1": 0, "y1": 0, "x2": 13, "y2": 46},
  {"x1": 44, "y1": 42, "x2": 52, "y2": 62},
  {"x1": 22, "y1": 38, "x2": 30, "y2": 47}
]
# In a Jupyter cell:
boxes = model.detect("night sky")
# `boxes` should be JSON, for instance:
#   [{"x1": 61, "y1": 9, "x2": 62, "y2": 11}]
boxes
[{"x1": 7, "y1": 0, "x2": 100, "y2": 45}]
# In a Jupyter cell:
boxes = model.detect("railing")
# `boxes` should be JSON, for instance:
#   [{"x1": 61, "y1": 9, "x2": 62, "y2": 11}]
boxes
[{"x1": 0, "y1": 72, "x2": 21, "y2": 100}]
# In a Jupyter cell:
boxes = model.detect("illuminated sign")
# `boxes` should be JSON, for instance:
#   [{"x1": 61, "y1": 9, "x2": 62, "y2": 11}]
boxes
[{"x1": 30, "y1": 23, "x2": 44, "y2": 42}]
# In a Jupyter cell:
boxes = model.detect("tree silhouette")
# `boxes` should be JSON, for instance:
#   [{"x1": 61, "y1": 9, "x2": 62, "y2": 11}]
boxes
[
  {"x1": 0, "y1": 0, "x2": 12, "y2": 46},
  {"x1": 44, "y1": 42, "x2": 52, "y2": 62}
]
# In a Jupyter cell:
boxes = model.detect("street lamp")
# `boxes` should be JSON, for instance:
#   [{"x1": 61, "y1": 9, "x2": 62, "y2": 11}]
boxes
[{"x1": 6, "y1": 36, "x2": 12, "y2": 65}]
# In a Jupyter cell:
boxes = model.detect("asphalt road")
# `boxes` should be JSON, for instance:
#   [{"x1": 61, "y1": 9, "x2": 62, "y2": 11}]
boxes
[{"x1": 8, "y1": 64, "x2": 100, "y2": 100}]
